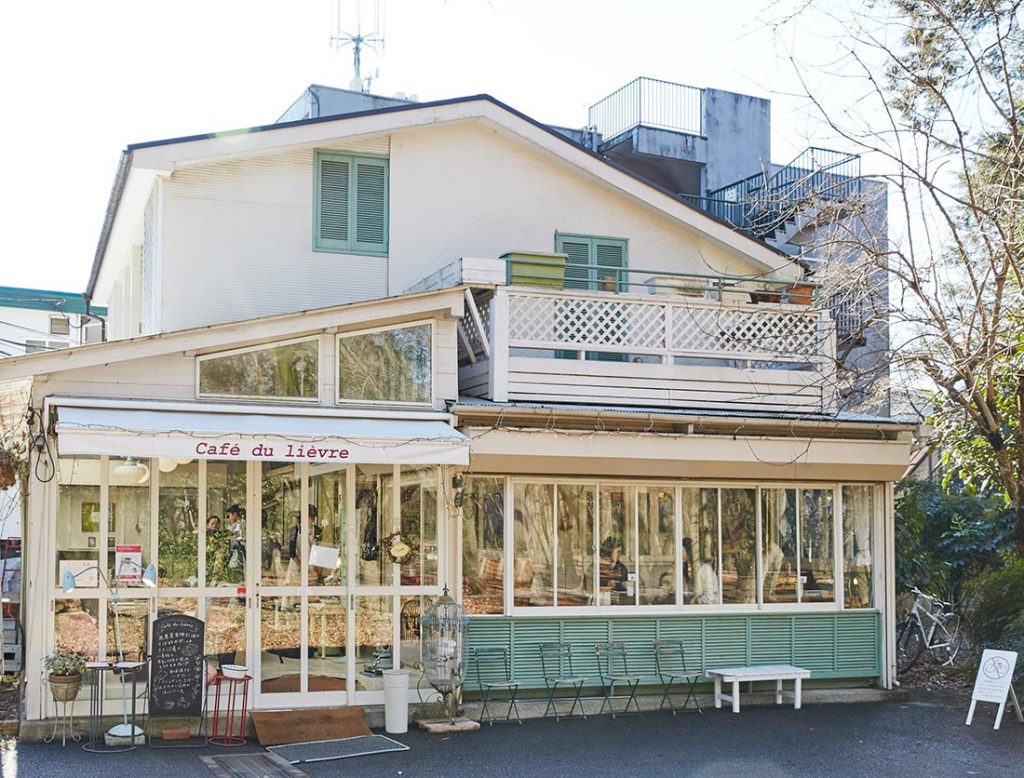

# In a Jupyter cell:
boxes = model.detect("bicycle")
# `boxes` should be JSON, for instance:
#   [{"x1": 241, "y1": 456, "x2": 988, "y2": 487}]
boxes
[{"x1": 895, "y1": 586, "x2": 964, "y2": 673}]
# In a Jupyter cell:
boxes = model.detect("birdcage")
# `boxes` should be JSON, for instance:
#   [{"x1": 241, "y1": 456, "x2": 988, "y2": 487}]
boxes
[{"x1": 419, "y1": 587, "x2": 468, "y2": 722}]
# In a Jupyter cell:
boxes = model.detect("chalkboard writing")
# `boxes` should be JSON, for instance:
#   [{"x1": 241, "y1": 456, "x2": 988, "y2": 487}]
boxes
[{"x1": 150, "y1": 614, "x2": 205, "y2": 718}]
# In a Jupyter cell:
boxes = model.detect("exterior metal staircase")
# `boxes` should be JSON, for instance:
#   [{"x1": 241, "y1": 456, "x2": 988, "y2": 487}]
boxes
[{"x1": 682, "y1": 147, "x2": 862, "y2": 251}]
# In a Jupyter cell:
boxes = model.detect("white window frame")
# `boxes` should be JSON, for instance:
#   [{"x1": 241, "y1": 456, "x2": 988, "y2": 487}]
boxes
[
  {"x1": 335, "y1": 320, "x2": 435, "y2": 407},
  {"x1": 195, "y1": 335, "x2": 323, "y2": 404},
  {"x1": 459, "y1": 475, "x2": 863, "y2": 618},
  {"x1": 49, "y1": 314, "x2": 71, "y2": 336}
]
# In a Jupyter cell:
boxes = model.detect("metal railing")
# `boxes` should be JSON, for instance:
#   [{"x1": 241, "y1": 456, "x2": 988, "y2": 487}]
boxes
[
  {"x1": 587, "y1": 77, "x2": 704, "y2": 142},
  {"x1": 502, "y1": 256, "x2": 820, "y2": 303},
  {"x1": 697, "y1": 147, "x2": 862, "y2": 238}
]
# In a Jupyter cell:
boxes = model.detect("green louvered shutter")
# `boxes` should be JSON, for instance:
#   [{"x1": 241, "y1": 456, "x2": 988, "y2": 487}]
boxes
[
  {"x1": 314, "y1": 151, "x2": 388, "y2": 256},
  {"x1": 560, "y1": 237, "x2": 593, "y2": 290},
  {"x1": 318, "y1": 158, "x2": 350, "y2": 245},
  {"x1": 354, "y1": 158, "x2": 388, "y2": 252},
  {"x1": 595, "y1": 240, "x2": 627, "y2": 293}
]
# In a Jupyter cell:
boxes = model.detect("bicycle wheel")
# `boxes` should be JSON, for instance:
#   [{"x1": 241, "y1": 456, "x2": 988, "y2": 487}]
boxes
[
  {"x1": 896, "y1": 620, "x2": 926, "y2": 673},
  {"x1": 930, "y1": 614, "x2": 963, "y2": 666}
]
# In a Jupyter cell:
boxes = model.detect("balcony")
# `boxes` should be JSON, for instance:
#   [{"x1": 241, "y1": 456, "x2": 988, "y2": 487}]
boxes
[
  {"x1": 449, "y1": 261, "x2": 837, "y2": 415},
  {"x1": 587, "y1": 77, "x2": 704, "y2": 142}
]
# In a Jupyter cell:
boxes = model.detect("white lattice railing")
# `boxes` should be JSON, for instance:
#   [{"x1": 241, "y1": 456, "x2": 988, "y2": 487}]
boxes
[
  {"x1": 505, "y1": 289, "x2": 833, "y2": 365},
  {"x1": 462, "y1": 295, "x2": 491, "y2": 358}
]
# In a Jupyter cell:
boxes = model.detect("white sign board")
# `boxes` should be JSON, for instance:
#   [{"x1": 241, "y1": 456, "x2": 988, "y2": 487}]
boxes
[
  {"x1": 114, "y1": 545, "x2": 143, "y2": 582},
  {"x1": 966, "y1": 648, "x2": 1023, "y2": 729},
  {"x1": 58, "y1": 559, "x2": 98, "y2": 588},
  {"x1": 309, "y1": 544, "x2": 340, "y2": 571}
]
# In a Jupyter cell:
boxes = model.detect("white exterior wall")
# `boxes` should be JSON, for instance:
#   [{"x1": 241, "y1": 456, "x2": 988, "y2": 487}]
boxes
[
  {"x1": 388, "y1": 121, "x2": 765, "y2": 292},
  {"x1": 128, "y1": 121, "x2": 772, "y2": 335},
  {"x1": 0, "y1": 306, "x2": 85, "y2": 357},
  {"x1": 158, "y1": 138, "x2": 391, "y2": 332}
]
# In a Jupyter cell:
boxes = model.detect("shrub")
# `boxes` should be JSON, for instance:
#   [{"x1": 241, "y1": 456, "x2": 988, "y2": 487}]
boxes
[{"x1": 961, "y1": 554, "x2": 1024, "y2": 680}]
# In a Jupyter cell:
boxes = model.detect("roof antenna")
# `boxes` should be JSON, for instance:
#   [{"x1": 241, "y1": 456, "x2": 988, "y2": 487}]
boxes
[{"x1": 331, "y1": 0, "x2": 385, "y2": 93}]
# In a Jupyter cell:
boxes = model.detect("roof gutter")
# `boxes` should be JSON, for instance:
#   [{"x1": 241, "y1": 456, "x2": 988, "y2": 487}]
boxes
[
  {"x1": 85, "y1": 150, "x2": 133, "y2": 302},
  {"x1": 451, "y1": 401, "x2": 919, "y2": 437}
]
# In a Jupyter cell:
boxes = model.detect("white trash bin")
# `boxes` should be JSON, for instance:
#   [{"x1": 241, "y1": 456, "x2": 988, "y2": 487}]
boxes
[{"x1": 382, "y1": 669, "x2": 410, "y2": 734}]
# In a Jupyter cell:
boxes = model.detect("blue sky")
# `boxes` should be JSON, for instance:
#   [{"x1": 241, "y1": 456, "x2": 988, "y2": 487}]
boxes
[{"x1": 0, "y1": 0, "x2": 867, "y2": 292}]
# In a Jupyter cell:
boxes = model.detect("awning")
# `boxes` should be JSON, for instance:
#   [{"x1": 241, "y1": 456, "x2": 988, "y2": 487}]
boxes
[{"x1": 55, "y1": 406, "x2": 469, "y2": 466}]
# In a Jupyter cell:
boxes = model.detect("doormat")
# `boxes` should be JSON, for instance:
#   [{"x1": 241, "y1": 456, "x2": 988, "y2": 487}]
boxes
[
  {"x1": 200, "y1": 752, "x2": 309, "y2": 778},
  {"x1": 268, "y1": 735, "x2": 409, "y2": 764},
  {"x1": 251, "y1": 707, "x2": 371, "y2": 745}
]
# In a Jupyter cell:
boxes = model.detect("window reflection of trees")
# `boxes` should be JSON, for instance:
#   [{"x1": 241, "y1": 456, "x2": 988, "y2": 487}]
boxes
[{"x1": 199, "y1": 339, "x2": 318, "y2": 399}]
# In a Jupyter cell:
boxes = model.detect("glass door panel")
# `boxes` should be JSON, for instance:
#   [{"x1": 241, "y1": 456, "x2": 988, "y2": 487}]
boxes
[
  {"x1": 357, "y1": 465, "x2": 393, "y2": 586},
  {"x1": 205, "y1": 460, "x2": 247, "y2": 588},
  {"x1": 259, "y1": 595, "x2": 302, "y2": 693},
  {"x1": 399, "y1": 467, "x2": 438, "y2": 585},
  {"x1": 307, "y1": 595, "x2": 348, "y2": 692},
  {"x1": 260, "y1": 462, "x2": 301, "y2": 587},
  {"x1": 353, "y1": 595, "x2": 394, "y2": 694},
  {"x1": 310, "y1": 465, "x2": 347, "y2": 585}
]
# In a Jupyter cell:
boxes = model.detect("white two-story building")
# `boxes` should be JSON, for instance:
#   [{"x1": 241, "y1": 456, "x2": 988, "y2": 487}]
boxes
[{"x1": 0, "y1": 92, "x2": 912, "y2": 724}]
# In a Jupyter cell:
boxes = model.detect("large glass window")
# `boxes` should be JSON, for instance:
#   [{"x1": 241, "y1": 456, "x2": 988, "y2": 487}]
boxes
[
  {"x1": 557, "y1": 483, "x2": 595, "y2": 606},
  {"x1": 197, "y1": 337, "x2": 319, "y2": 401},
  {"x1": 108, "y1": 458, "x2": 152, "y2": 586},
  {"x1": 157, "y1": 460, "x2": 199, "y2": 587},
  {"x1": 721, "y1": 489, "x2": 757, "y2": 605},
  {"x1": 681, "y1": 487, "x2": 719, "y2": 604},
  {"x1": 56, "y1": 456, "x2": 101, "y2": 587},
  {"x1": 513, "y1": 483, "x2": 554, "y2": 607},
  {"x1": 206, "y1": 460, "x2": 246, "y2": 587},
  {"x1": 462, "y1": 477, "x2": 505, "y2": 615},
  {"x1": 802, "y1": 489, "x2": 835, "y2": 602},
  {"x1": 310, "y1": 465, "x2": 347, "y2": 587},
  {"x1": 762, "y1": 489, "x2": 798, "y2": 604},
  {"x1": 398, "y1": 467, "x2": 438, "y2": 586},
  {"x1": 337, "y1": 323, "x2": 432, "y2": 405},
  {"x1": 599, "y1": 485, "x2": 634, "y2": 606},
  {"x1": 843, "y1": 486, "x2": 874, "y2": 608},
  {"x1": 637, "y1": 486, "x2": 674, "y2": 605}
]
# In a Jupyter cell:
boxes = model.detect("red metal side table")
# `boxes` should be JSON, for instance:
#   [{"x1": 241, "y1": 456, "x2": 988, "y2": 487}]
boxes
[{"x1": 208, "y1": 673, "x2": 252, "y2": 746}]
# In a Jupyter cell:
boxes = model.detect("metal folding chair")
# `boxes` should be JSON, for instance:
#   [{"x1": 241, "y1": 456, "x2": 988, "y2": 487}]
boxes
[
  {"x1": 539, "y1": 642, "x2": 587, "y2": 721},
  {"x1": 471, "y1": 646, "x2": 522, "y2": 725},
  {"x1": 653, "y1": 639, "x2": 703, "y2": 715},
  {"x1": 594, "y1": 641, "x2": 641, "y2": 718}
]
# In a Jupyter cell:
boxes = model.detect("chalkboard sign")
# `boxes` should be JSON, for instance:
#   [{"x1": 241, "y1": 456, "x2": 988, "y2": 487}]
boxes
[{"x1": 150, "y1": 614, "x2": 205, "y2": 718}]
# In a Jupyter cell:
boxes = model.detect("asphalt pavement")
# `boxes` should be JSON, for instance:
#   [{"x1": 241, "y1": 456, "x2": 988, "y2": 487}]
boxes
[{"x1": 3, "y1": 693, "x2": 1022, "y2": 777}]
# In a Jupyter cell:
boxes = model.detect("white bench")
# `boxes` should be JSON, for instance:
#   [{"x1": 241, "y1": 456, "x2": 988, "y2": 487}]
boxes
[{"x1": 705, "y1": 664, "x2": 811, "y2": 713}]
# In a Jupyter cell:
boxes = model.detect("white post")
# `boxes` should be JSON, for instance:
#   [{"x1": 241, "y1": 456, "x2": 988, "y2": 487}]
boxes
[{"x1": 488, "y1": 289, "x2": 510, "y2": 403}]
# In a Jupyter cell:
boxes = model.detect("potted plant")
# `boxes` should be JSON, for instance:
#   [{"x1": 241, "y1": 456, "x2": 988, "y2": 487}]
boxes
[{"x1": 44, "y1": 649, "x2": 87, "y2": 702}]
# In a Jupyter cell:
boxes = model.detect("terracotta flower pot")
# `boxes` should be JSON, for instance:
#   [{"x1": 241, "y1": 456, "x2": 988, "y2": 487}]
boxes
[{"x1": 48, "y1": 673, "x2": 82, "y2": 702}]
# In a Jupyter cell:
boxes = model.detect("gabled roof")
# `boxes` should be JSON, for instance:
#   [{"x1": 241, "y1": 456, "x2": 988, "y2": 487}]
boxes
[{"x1": 88, "y1": 94, "x2": 802, "y2": 300}]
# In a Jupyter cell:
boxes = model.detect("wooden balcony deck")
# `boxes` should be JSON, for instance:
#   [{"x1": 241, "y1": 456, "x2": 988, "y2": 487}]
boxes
[{"x1": 458, "y1": 286, "x2": 837, "y2": 415}]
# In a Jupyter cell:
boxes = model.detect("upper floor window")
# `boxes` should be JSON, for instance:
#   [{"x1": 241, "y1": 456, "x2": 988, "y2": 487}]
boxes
[
  {"x1": 197, "y1": 336, "x2": 320, "y2": 402},
  {"x1": 556, "y1": 233, "x2": 628, "y2": 292},
  {"x1": 314, "y1": 150, "x2": 389, "y2": 256},
  {"x1": 50, "y1": 315, "x2": 71, "y2": 336},
  {"x1": 337, "y1": 322, "x2": 432, "y2": 406}
]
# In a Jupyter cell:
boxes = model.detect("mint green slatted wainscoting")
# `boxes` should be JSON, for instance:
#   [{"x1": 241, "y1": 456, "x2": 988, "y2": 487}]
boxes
[{"x1": 465, "y1": 611, "x2": 881, "y2": 694}]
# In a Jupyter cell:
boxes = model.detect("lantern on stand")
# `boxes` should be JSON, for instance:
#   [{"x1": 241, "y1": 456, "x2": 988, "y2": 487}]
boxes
[{"x1": 419, "y1": 586, "x2": 469, "y2": 723}]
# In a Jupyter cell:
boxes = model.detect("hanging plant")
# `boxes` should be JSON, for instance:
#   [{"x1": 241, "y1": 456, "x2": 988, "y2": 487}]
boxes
[
  {"x1": 383, "y1": 532, "x2": 416, "y2": 565},
  {"x1": 0, "y1": 449, "x2": 16, "y2": 491}
]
